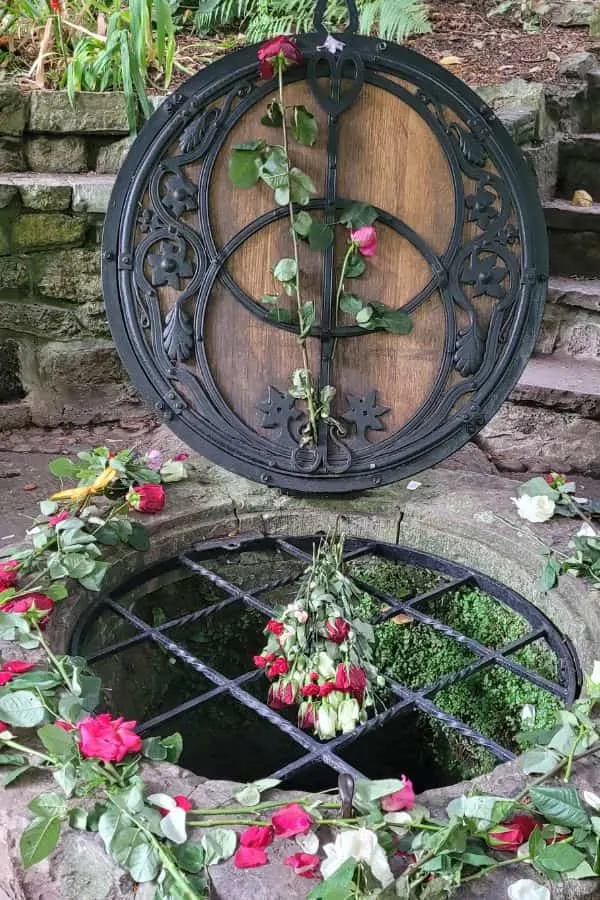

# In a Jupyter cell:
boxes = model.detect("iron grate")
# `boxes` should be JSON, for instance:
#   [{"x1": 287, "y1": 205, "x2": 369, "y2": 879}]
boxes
[{"x1": 69, "y1": 534, "x2": 581, "y2": 785}]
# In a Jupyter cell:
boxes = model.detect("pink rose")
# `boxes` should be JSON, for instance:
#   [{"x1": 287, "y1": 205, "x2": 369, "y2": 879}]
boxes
[
  {"x1": 257, "y1": 35, "x2": 302, "y2": 80},
  {"x1": 234, "y1": 846, "x2": 268, "y2": 868},
  {"x1": 240, "y1": 825, "x2": 274, "y2": 849},
  {"x1": 284, "y1": 852, "x2": 320, "y2": 878},
  {"x1": 271, "y1": 803, "x2": 313, "y2": 838},
  {"x1": 298, "y1": 702, "x2": 316, "y2": 730},
  {"x1": 173, "y1": 452, "x2": 189, "y2": 461},
  {"x1": 334, "y1": 663, "x2": 367, "y2": 702},
  {"x1": 48, "y1": 510, "x2": 69, "y2": 527},
  {"x1": 325, "y1": 617, "x2": 350, "y2": 644},
  {"x1": 381, "y1": 776, "x2": 415, "y2": 812},
  {"x1": 268, "y1": 682, "x2": 295, "y2": 709},
  {"x1": 350, "y1": 225, "x2": 377, "y2": 257},
  {"x1": 78, "y1": 713, "x2": 142, "y2": 762}
]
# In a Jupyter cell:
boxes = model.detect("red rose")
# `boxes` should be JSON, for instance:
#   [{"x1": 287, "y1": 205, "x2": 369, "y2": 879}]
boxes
[
  {"x1": 78, "y1": 713, "x2": 142, "y2": 762},
  {"x1": 0, "y1": 659, "x2": 35, "y2": 684},
  {"x1": 266, "y1": 656, "x2": 288, "y2": 679},
  {"x1": 48, "y1": 510, "x2": 69, "y2": 527},
  {"x1": 234, "y1": 847, "x2": 268, "y2": 868},
  {"x1": 158, "y1": 794, "x2": 193, "y2": 816},
  {"x1": 325, "y1": 617, "x2": 350, "y2": 644},
  {"x1": 0, "y1": 592, "x2": 54, "y2": 627},
  {"x1": 271, "y1": 803, "x2": 313, "y2": 838},
  {"x1": 381, "y1": 776, "x2": 415, "y2": 812},
  {"x1": 0, "y1": 560, "x2": 19, "y2": 592},
  {"x1": 266, "y1": 619, "x2": 284, "y2": 636},
  {"x1": 0, "y1": 721, "x2": 10, "y2": 733},
  {"x1": 335, "y1": 663, "x2": 367, "y2": 702},
  {"x1": 257, "y1": 35, "x2": 302, "y2": 80},
  {"x1": 488, "y1": 814, "x2": 538, "y2": 852},
  {"x1": 268, "y1": 682, "x2": 295, "y2": 709},
  {"x1": 319, "y1": 681, "x2": 336, "y2": 697},
  {"x1": 126, "y1": 484, "x2": 165, "y2": 514},
  {"x1": 49, "y1": 0, "x2": 61, "y2": 11},
  {"x1": 301, "y1": 683, "x2": 320, "y2": 698},
  {"x1": 298, "y1": 702, "x2": 315, "y2": 730},
  {"x1": 240, "y1": 825, "x2": 274, "y2": 849},
  {"x1": 284, "y1": 852, "x2": 320, "y2": 878},
  {"x1": 309, "y1": 671, "x2": 319, "y2": 681},
  {"x1": 254, "y1": 655, "x2": 267, "y2": 668}
]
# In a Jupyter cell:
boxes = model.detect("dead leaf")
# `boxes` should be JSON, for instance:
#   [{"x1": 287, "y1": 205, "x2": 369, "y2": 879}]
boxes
[
  {"x1": 23, "y1": 483, "x2": 37, "y2": 491},
  {"x1": 440, "y1": 55, "x2": 463, "y2": 67},
  {"x1": 572, "y1": 190, "x2": 594, "y2": 207},
  {"x1": 547, "y1": 50, "x2": 560, "y2": 62},
  {"x1": 391, "y1": 613, "x2": 413, "y2": 626}
]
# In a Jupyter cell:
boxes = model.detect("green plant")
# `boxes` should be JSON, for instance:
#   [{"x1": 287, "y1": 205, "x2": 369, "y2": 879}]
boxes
[{"x1": 194, "y1": 0, "x2": 431, "y2": 43}]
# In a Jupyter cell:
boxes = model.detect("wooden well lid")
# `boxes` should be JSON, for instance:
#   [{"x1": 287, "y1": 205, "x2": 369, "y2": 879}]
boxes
[{"x1": 102, "y1": 4, "x2": 547, "y2": 493}]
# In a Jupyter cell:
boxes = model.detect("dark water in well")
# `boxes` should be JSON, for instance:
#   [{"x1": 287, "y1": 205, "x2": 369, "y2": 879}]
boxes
[{"x1": 78, "y1": 550, "x2": 500, "y2": 791}]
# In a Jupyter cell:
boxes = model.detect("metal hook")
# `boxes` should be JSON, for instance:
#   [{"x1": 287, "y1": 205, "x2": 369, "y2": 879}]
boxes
[
  {"x1": 338, "y1": 773, "x2": 355, "y2": 819},
  {"x1": 313, "y1": 0, "x2": 359, "y2": 35}
]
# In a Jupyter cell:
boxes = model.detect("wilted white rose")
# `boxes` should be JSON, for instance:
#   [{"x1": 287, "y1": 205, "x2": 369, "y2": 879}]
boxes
[
  {"x1": 583, "y1": 790, "x2": 600, "y2": 811},
  {"x1": 321, "y1": 828, "x2": 393, "y2": 888},
  {"x1": 521, "y1": 704, "x2": 536, "y2": 725},
  {"x1": 511, "y1": 495, "x2": 555, "y2": 523},
  {"x1": 316, "y1": 705, "x2": 337, "y2": 740},
  {"x1": 316, "y1": 650, "x2": 336, "y2": 679},
  {"x1": 507, "y1": 879, "x2": 550, "y2": 900},
  {"x1": 337, "y1": 697, "x2": 360, "y2": 733}
]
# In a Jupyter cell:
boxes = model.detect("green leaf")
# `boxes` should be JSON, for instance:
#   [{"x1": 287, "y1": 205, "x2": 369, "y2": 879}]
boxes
[
  {"x1": 293, "y1": 211, "x2": 313, "y2": 237},
  {"x1": 48, "y1": 458, "x2": 79, "y2": 478},
  {"x1": 45, "y1": 582, "x2": 69, "y2": 602},
  {"x1": 69, "y1": 808, "x2": 89, "y2": 830},
  {"x1": 536, "y1": 842, "x2": 587, "y2": 872},
  {"x1": 267, "y1": 307, "x2": 294, "y2": 324},
  {"x1": 28, "y1": 792, "x2": 68, "y2": 819},
  {"x1": 0, "y1": 752, "x2": 27, "y2": 765},
  {"x1": 112, "y1": 519, "x2": 133, "y2": 541},
  {"x1": 273, "y1": 258, "x2": 297, "y2": 283},
  {"x1": 98, "y1": 807, "x2": 126, "y2": 851},
  {"x1": 520, "y1": 748, "x2": 562, "y2": 775},
  {"x1": 40, "y1": 500, "x2": 58, "y2": 516},
  {"x1": 111, "y1": 826, "x2": 161, "y2": 882},
  {"x1": 8, "y1": 671, "x2": 60, "y2": 692},
  {"x1": 446, "y1": 795, "x2": 516, "y2": 828},
  {"x1": 94, "y1": 524, "x2": 120, "y2": 546},
  {"x1": 308, "y1": 221, "x2": 334, "y2": 251},
  {"x1": 260, "y1": 100, "x2": 283, "y2": 127},
  {"x1": 530, "y1": 786, "x2": 591, "y2": 829},
  {"x1": 160, "y1": 732, "x2": 183, "y2": 763},
  {"x1": 127, "y1": 522, "x2": 150, "y2": 552},
  {"x1": 232, "y1": 139, "x2": 265, "y2": 151},
  {"x1": 142, "y1": 736, "x2": 168, "y2": 761},
  {"x1": 53, "y1": 763, "x2": 77, "y2": 797},
  {"x1": 339, "y1": 293, "x2": 363, "y2": 316},
  {"x1": 354, "y1": 778, "x2": 409, "y2": 807},
  {"x1": 78, "y1": 561, "x2": 110, "y2": 591},
  {"x1": 292, "y1": 105, "x2": 318, "y2": 146},
  {"x1": 519, "y1": 478, "x2": 559, "y2": 501},
  {"x1": 356, "y1": 305, "x2": 374, "y2": 325},
  {"x1": 233, "y1": 784, "x2": 261, "y2": 807},
  {"x1": 539, "y1": 559, "x2": 560, "y2": 593},
  {"x1": 229, "y1": 148, "x2": 263, "y2": 188},
  {"x1": 20, "y1": 816, "x2": 61, "y2": 868},
  {"x1": 380, "y1": 309, "x2": 413, "y2": 335},
  {"x1": 63, "y1": 553, "x2": 96, "y2": 580},
  {"x1": 284, "y1": 167, "x2": 316, "y2": 206},
  {"x1": 3, "y1": 764, "x2": 31, "y2": 786},
  {"x1": 0, "y1": 690, "x2": 45, "y2": 728},
  {"x1": 300, "y1": 301, "x2": 316, "y2": 336},
  {"x1": 200, "y1": 828, "x2": 237, "y2": 865},
  {"x1": 171, "y1": 841, "x2": 206, "y2": 874},
  {"x1": 339, "y1": 202, "x2": 378, "y2": 228},
  {"x1": 38, "y1": 724, "x2": 77, "y2": 760},
  {"x1": 345, "y1": 255, "x2": 366, "y2": 278},
  {"x1": 307, "y1": 858, "x2": 356, "y2": 899}
]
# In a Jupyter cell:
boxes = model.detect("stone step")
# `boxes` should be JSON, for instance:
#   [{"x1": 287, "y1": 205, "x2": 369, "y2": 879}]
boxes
[
  {"x1": 544, "y1": 199, "x2": 600, "y2": 276},
  {"x1": 547, "y1": 276, "x2": 600, "y2": 311},
  {"x1": 0, "y1": 172, "x2": 115, "y2": 214},
  {"x1": 558, "y1": 133, "x2": 600, "y2": 200},
  {"x1": 512, "y1": 354, "x2": 600, "y2": 418}
]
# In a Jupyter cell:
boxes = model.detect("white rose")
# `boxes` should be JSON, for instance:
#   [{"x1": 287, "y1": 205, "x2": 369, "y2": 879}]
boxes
[
  {"x1": 316, "y1": 706, "x2": 337, "y2": 740},
  {"x1": 507, "y1": 880, "x2": 550, "y2": 900},
  {"x1": 591, "y1": 661, "x2": 600, "y2": 686},
  {"x1": 316, "y1": 651, "x2": 336, "y2": 680},
  {"x1": 337, "y1": 698, "x2": 360, "y2": 733},
  {"x1": 577, "y1": 523, "x2": 597, "y2": 537},
  {"x1": 321, "y1": 828, "x2": 393, "y2": 888},
  {"x1": 511, "y1": 495, "x2": 555, "y2": 523}
]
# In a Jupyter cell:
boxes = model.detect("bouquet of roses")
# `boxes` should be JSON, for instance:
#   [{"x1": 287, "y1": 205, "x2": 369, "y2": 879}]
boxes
[{"x1": 254, "y1": 533, "x2": 384, "y2": 739}]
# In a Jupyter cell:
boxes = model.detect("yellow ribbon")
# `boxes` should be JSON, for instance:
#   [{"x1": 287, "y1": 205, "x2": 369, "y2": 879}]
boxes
[{"x1": 50, "y1": 465, "x2": 119, "y2": 503}]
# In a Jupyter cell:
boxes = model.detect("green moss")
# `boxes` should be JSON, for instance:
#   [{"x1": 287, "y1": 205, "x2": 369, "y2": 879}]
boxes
[{"x1": 348, "y1": 562, "x2": 561, "y2": 780}]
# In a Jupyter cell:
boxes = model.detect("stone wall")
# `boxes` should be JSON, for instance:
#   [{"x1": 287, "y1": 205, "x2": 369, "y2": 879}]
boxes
[{"x1": 0, "y1": 89, "x2": 141, "y2": 428}]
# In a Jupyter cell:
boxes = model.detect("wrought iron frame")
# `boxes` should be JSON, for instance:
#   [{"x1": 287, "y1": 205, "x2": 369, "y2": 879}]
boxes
[
  {"x1": 102, "y1": 0, "x2": 548, "y2": 492},
  {"x1": 70, "y1": 535, "x2": 580, "y2": 785}
]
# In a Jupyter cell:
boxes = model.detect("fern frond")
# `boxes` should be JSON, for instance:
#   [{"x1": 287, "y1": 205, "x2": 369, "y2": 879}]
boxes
[{"x1": 368, "y1": 0, "x2": 432, "y2": 41}]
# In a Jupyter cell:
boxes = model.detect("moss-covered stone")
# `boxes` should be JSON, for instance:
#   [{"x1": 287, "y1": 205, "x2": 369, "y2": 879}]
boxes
[
  {"x1": 28, "y1": 91, "x2": 130, "y2": 134},
  {"x1": 0, "y1": 300, "x2": 84, "y2": 339},
  {"x1": 34, "y1": 248, "x2": 101, "y2": 302},
  {"x1": 19, "y1": 184, "x2": 72, "y2": 211},
  {"x1": 0, "y1": 256, "x2": 30, "y2": 293},
  {"x1": 72, "y1": 181, "x2": 113, "y2": 214},
  {"x1": 25, "y1": 136, "x2": 87, "y2": 174},
  {"x1": 95, "y1": 136, "x2": 134, "y2": 174},
  {"x1": 0, "y1": 139, "x2": 26, "y2": 173},
  {"x1": 0, "y1": 85, "x2": 29, "y2": 136},
  {"x1": 0, "y1": 185, "x2": 18, "y2": 209},
  {"x1": 12, "y1": 213, "x2": 86, "y2": 251}
]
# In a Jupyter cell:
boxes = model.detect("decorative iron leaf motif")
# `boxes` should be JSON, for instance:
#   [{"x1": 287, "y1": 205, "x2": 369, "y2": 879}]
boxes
[
  {"x1": 460, "y1": 251, "x2": 508, "y2": 299},
  {"x1": 342, "y1": 390, "x2": 389, "y2": 441},
  {"x1": 163, "y1": 305, "x2": 194, "y2": 362},
  {"x1": 147, "y1": 240, "x2": 193, "y2": 289},
  {"x1": 179, "y1": 107, "x2": 221, "y2": 155},
  {"x1": 454, "y1": 324, "x2": 485, "y2": 377},
  {"x1": 162, "y1": 174, "x2": 198, "y2": 217},
  {"x1": 462, "y1": 403, "x2": 486, "y2": 435},
  {"x1": 447, "y1": 123, "x2": 487, "y2": 167},
  {"x1": 257, "y1": 386, "x2": 303, "y2": 441},
  {"x1": 465, "y1": 186, "x2": 499, "y2": 230},
  {"x1": 138, "y1": 208, "x2": 158, "y2": 233}
]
